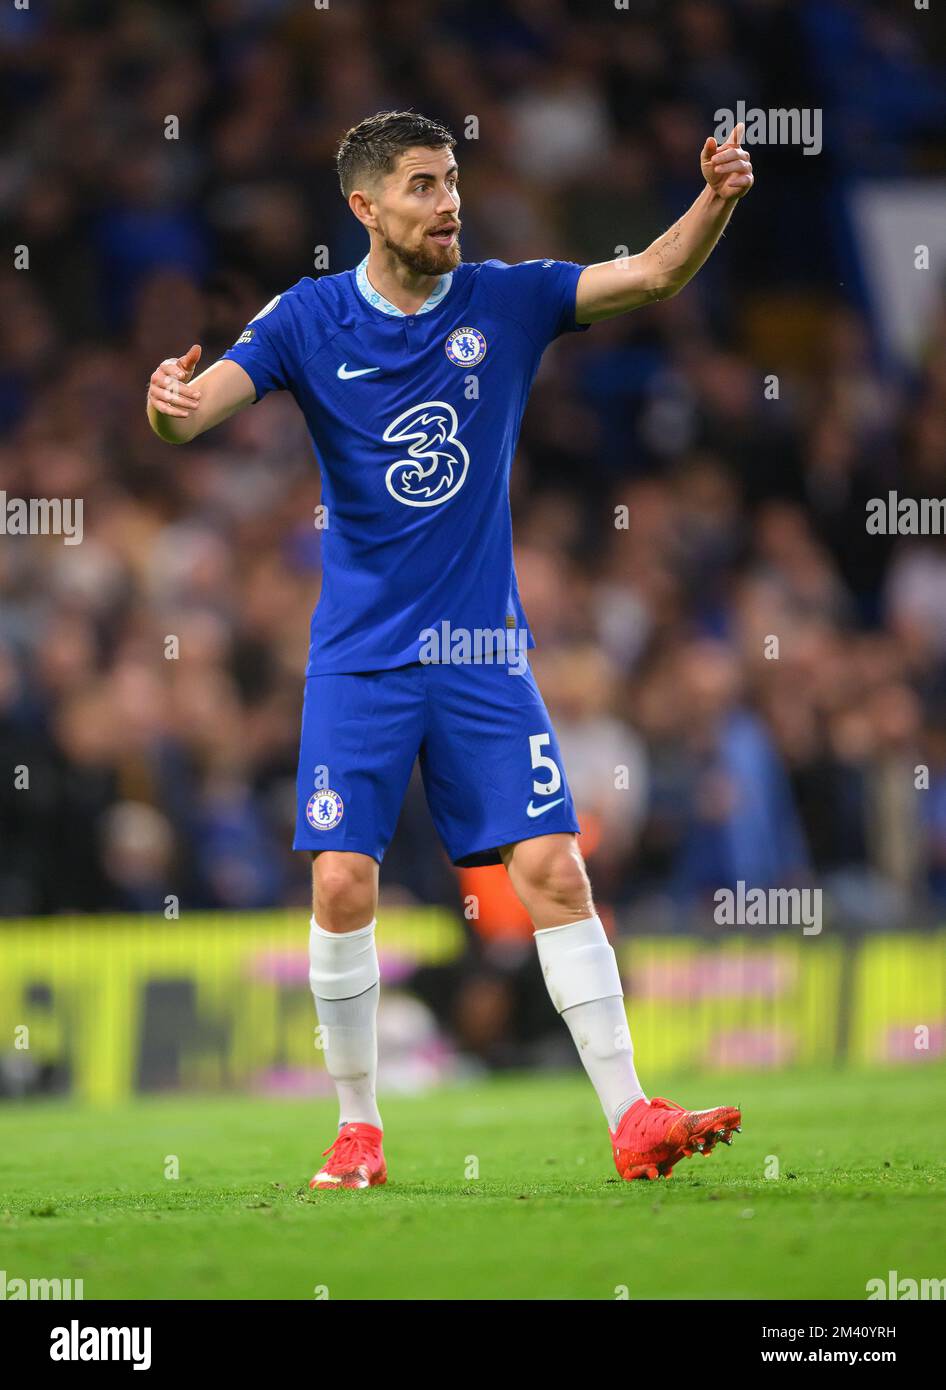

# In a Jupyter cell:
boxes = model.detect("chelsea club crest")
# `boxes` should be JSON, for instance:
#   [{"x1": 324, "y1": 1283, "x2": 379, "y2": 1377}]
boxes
[
  {"x1": 306, "y1": 789, "x2": 344, "y2": 831},
  {"x1": 445, "y1": 326, "x2": 487, "y2": 367}
]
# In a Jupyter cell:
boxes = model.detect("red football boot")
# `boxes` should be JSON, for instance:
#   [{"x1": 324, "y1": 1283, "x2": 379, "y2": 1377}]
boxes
[
  {"x1": 309, "y1": 1122, "x2": 387, "y2": 1190},
  {"x1": 611, "y1": 1096, "x2": 741, "y2": 1181}
]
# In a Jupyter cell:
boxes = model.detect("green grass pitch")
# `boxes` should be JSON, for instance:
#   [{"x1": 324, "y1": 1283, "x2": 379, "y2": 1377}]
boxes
[{"x1": 1, "y1": 1067, "x2": 943, "y2": 1300}]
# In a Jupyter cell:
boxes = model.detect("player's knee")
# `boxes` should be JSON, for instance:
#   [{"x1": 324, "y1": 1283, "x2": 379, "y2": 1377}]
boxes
[
  {"x1": 521, "y1": 839, "x2": 592, "y2": 919},
  {"x1": 313, "y1": 853, "x2": 377, "y2": 933}
]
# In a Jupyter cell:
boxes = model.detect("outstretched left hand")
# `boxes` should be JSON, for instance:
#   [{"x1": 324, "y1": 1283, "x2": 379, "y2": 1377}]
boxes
[{"x1": 700, "y1": 121, "x2": 754, "y2": 200}]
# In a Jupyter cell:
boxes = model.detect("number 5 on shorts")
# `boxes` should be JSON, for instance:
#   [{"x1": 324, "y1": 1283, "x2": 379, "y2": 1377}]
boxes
[{"x1": 529, "y1": 732, "x2": 562, "y2": 796}]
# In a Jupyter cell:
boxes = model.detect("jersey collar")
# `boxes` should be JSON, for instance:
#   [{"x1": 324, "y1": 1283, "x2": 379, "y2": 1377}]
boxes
[{"x1": 355, "y1": 255, "x2": 453, "y2": 317}]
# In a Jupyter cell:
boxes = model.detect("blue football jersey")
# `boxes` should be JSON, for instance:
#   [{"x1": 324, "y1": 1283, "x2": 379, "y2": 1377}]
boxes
[{"x1": 222, "y1": 256, "x2": 588, "y2": 674}]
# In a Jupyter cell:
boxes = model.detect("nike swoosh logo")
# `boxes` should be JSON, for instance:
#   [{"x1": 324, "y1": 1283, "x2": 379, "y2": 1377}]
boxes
[
  {"x1": 337, "y1": 363, "x2": 380, "y2": 379},
  {"x1": 526, "y1": 797, "x2": 565, "y2": 818}
]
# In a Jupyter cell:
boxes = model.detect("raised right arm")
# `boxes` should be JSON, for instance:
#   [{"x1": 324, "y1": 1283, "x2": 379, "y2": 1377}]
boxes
[{"x1": 147, "y1": 344, "x2": 257, "y2": 444}]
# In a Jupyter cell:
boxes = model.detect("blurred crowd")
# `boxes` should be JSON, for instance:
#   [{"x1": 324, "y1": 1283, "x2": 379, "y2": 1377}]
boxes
[{"x1": 2, "y1": 0, "x2": 946, "y2": 930}]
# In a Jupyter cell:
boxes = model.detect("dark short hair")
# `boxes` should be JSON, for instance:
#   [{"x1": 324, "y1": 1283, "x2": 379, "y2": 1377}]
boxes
[{"x1": 335, "y1": 110, "x2": 456, "y2": 198}]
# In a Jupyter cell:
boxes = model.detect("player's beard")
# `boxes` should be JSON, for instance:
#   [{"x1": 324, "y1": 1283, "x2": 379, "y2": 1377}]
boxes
[{"x1": 382, "y1": 226, "x2": 462, "y2": 277}]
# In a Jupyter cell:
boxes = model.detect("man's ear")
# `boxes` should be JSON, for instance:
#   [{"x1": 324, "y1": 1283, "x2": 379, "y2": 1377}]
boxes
[{"x1": 349, "y1": 189, "x2": 377, "y2": 230}]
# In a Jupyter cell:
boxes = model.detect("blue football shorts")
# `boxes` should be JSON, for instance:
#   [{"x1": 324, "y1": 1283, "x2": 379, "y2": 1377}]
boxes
[{"x1": 293, "y1": 661, "x2": 579, "y2": 866}]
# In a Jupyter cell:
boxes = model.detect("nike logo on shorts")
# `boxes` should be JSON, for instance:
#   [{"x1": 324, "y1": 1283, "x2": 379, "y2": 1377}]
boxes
[{"x1": 526, "y1": 797, "x2": 565, "y2": 818}]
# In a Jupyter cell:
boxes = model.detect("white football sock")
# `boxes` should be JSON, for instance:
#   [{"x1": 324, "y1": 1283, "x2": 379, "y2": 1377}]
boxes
[
  {"x1": 309, "y1": 917, "x2": 382, "y2": 1131},
  {"x1": 534, "y1": 916, "x2": 646, "y2": 1131}
]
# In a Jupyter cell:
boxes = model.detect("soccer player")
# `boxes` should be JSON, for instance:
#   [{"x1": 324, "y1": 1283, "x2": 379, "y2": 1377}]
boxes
[{"x1": 148, "y1": 111, "x2": 753, "y2": 1187}]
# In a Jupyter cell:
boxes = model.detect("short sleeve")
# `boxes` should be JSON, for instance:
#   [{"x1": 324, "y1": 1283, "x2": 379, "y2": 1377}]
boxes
[
  {"x1": 484, "y1": 259, "x2": 589, "y2": 350},
  {"x1": 220, "y1": 289, "x2": 301, "y2": 402}
]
